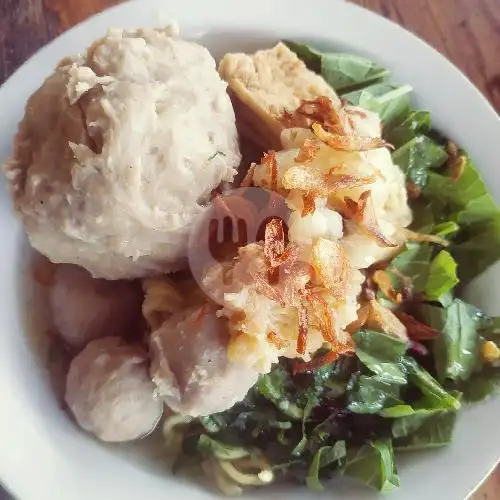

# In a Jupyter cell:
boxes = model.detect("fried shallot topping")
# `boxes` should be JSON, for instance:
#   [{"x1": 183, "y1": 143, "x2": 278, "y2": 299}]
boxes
[
  {"x1": 301, "y1": 194, "x2": 316, "y2": 217},
  {"x1": 252, "y1": 220, "x2": 354, "y2": 357},
  {"x1": 240, "y1": 164, "x2": 256, "y2": 188},
  {"x1": 282, "y1": 165, "x2": 375, "y2": 198},
  {"x1": 372, "y1": 270, "x2": 402, "y2": 304},
  {"x1": 445, "y1": 141, "x2": 466, "y2": 181},
  {"x1": 281, "y1": 97, "x2": 391, "y2": 153},
  {"x1": 403, "y1": 228, "x2": 450, "y2": 247},
  {"x1": 312, "y1": 123, "x2": 390, "y2": 152},
  {"x1": 311, "y1": 238, "x2": 349, "y2": 303},
  {"x1": 344, "y1": 191, "x2": 398, "y2": 247},
  {"x1": 261, "y1": 151, "x2": 278, "y2": 191},
  {"x1": 294, "y1": 138, "x2": 321, "y2": 163},
  {"x1": 293, "y1": 344, "x2": 354, "y2": 374}
]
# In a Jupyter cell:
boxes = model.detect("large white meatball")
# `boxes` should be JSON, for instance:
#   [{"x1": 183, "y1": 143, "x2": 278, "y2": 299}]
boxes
[
  {"x1": 150, "y1": 305, "x2": 258, "y2": 416},
  {"x1": 50, "y1": 264, "x2": 142, "y2": 349},
  {"x1": 4, "y1": 28, "x2": 241, "y2": 279},
  {"x1": 65, "y1": 337, "x2": 163, "y2": 442}
]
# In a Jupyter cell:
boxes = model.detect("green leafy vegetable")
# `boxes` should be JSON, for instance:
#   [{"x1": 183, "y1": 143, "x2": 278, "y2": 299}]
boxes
[
  {"x1": 387, "y1": 242, "x2": 433, "y2": 293},
  {"x1": 421, "y1": 300, "x2": 480, "y2": 382},
  {"x1": 283, "y1": 40, "x2": 322, "y2": 72},
  {"x1": 320, "y1": 53, "x2": 389, "y2": 92},
  {"x1": 306, "y1": 442, "x2": 347, "y2": 491},
  {"x1": 394, "y1": 411, "x2": 458, "y2": 451},
  {"x1": 402, "y1": 357, "x2": 461, "y2": 410},
  {"x1": 347, "y1": 374, "x2": 402, "y2": 414},
  {"x1": 433, "y1": 221, "x2": 460, "y2": 238},
  {"x1": 285, "y1": 41, "x2": 388, "y2": 92},
  {"x1": 342, "y1": 440, "x2": 400, "y2": 493},
  {"x1": 459, "y1": 370, "x2": 500, "y2": 403},
  {"x1": 452, "y1": 219, "x2": 500, "y2": 284},
  {"x1": 392, "y1": 135, "x2": 448, "y2": 188},
  {"x1": 385, "y1": 110, "x2": 431, "y2": 148},
  {"x1": 343, "y1": 83, "x2": 413, "y2": 128},
  {"x1": 353, "y1": 330, "x2": 408, "y2": 384},
  {"x1": 256, "y1": 367, "x2": 303, "y2": 419},
  {"x1": 423, "y1": 155, "x2": 500, "y2": 283},
  {"x1": 425, "y1": 250, "x2": 459, "y2": 301}
]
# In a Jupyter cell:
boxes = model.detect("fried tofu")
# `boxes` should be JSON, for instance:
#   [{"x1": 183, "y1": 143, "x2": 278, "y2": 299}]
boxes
[{"x1": 219, "y1": 43, "x2": 340, "y2": 150}]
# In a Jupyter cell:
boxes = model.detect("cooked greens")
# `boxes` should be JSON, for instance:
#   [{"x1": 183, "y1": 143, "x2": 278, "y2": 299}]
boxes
[{"x1": 166, "y1": 41, "x2": 500, "y2": 496}]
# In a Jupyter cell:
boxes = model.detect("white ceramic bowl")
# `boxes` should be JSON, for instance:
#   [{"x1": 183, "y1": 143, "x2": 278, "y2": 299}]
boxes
[{"x1": 1, "y1": 1, "x2": 499, "y2": 499}]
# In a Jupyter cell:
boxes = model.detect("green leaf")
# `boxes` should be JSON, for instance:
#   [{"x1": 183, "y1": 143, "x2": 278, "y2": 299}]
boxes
[
  {"x1": 402, "y1": 357, "x2": 461, "y2": 410},
  {"x1": 292, "y1": 395, "x2": 319, "y2": 456},
  {"x1": 425, "y1": 156, "x2": 500, "y2": 226},
  {"x1": 347, "y1": 374, "x2": 402, "y2": 414},
  {"x1": 388, "y1": 242, "x2": 433, "y2": 293},
  {"x1": 409, "y1": 199, "x2": 435, "y2": 234},
  {"x1": 306, "y1": 441, "x2": 347, "y2": 491},
  {"x1": 320, "y1": 53, "x2": 389, "y2": 92},
  {"x1": 460, "y1": 370, "x2": 500, "y2": 403},
  {"x1": 353, "y1": 330, "x2": 409, "y2": 384},
  {"x1": 385, "y1": 110, "x2": 431, "y2": 148},
  {"x1": 342, "y1": 440, "x2": 400, "y2": 493},
  {"x1": 423, "y1": 155, "x2": 500, "y2": 283},
  {"x1": 256, "y1": 367, "x2": 303, "y2": 419},
  {"x1": 433, "y1": 221, "x2": 460, "y2": 238},
  {"x1": 283, "y1": 40, "x2": 322, "y2": 72},
  {"x1": 394, "y1": 411, "x2": 458, "y2": 451},
  {"x1": 392, "y1": 135, "x2": 448, "y2": 188},
  {"x1": 425, "y1": 250, "x2": 459, "y2": 301},
  {"x1": 421, "y1": 300, "x2": 480, "y2": 382},
  {"x1": 452, "y1": 219, "x2": 500, "y2": 284},
  {"x1": 343, "y1": 83, "x2": 413, "y2": 128}
]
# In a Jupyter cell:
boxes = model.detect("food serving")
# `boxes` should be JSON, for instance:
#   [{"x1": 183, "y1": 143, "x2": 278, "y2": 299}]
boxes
[{"x1": 4, "y1": 26, "x2": 500, "y2": 496}]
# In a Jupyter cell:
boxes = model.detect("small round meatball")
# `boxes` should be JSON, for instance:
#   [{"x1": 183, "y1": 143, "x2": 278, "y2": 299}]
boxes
[
  {"x1": 65, "y1": 337, "x2": 163, "y2": 442},
  {"x1": 50, "y1": 264, "x2": 142, "y2": 349},
  {"x1": 150, "y1": 305, "x2": 258, "y2": 417}
]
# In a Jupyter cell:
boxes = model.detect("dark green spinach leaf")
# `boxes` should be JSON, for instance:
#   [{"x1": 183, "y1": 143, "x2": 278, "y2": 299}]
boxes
[{"x1": 392, "y1": 135, "x2": 448, "y2": 188}]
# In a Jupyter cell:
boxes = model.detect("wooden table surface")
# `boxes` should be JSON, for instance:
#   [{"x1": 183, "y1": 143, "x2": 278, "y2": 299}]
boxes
[{"x1": 0, "y1": 0, "x2": 499, "y2": 499}]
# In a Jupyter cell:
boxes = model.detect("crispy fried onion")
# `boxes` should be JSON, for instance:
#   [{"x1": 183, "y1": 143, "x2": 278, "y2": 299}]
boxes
[
  {"x1": 344, "y1": 191, "x2": 398, "y2": 247},
  {"x1": 240, "y1": 164, "x2": 256, "y2": 188},
  {"x1": 403, "y1": 229, "x2": 450, "y2": 247},
  {"x1": 294, "y1": 138, "x2": 321, "y2": 163},
  {"x1": 301, "y1": 194, "x2": 316, "y2": 217},
  {"x1": 372, "y1": 270, "x2": 402, "y2": 303},
  {"x1": 394, "y1": 312, "x2": 440, "y2": 340},
  {"x1": 311, "y1": 238, "x2": 349, "y2": 302},
  {"x1": 282, "y1": 165, "x2": 375, "y2": 197},
  {"x1": 282, "y1": 97, "x2": 347, "y2": 134},
  {"x1": 293, "y1": 343, "x2": 354, "y2": 374},
  {"x1": 312, "y1": 123, "x2": 391, "y2": 152},
  {"x1": 345, "y1": 302, "x2": 370, "y2": 334},
  {"x1": 261, "y1": 151, "x2": 278, "y2": 191},
  {"x1": 266, "y1": 331, "x2": 290, "y2": 350},
  {"x1": 255, "y1": 220, "x2": 352, "y2": 356},
  {"x1": 445, "y1": 141, "x2": 466, "y2": 181},
  {"x1": 305, "y1": 293, "x2": 338, "y2": 345}
]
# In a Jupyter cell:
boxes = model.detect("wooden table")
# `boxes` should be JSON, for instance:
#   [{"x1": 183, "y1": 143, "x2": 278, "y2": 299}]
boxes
[{"x1": 0, "y1": 0, "x2": 499, "y2": 498}]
